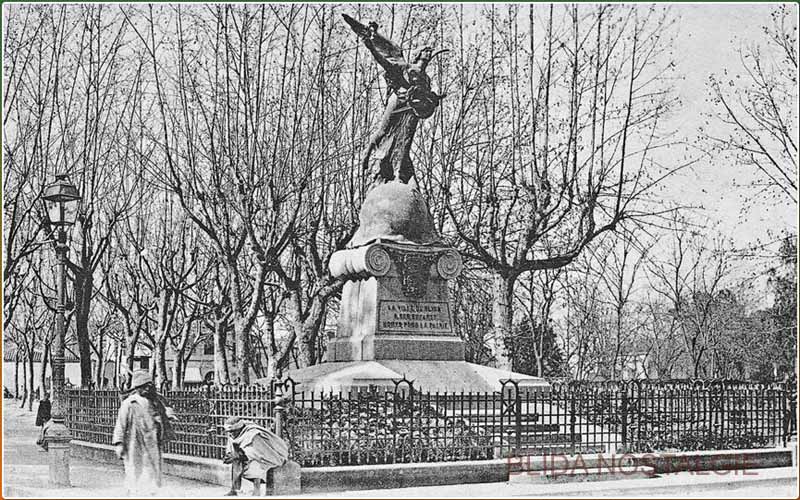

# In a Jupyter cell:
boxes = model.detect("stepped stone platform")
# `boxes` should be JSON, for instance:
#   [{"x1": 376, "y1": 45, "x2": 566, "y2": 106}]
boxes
[{"x1": 287, "y1": 359, "x2": 548, "y2": 393}]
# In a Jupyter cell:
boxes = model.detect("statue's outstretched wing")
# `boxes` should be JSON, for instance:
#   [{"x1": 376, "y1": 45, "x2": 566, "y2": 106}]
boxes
[{"x1": 342, "y1": 14, "x2": 406, "y2": 78}]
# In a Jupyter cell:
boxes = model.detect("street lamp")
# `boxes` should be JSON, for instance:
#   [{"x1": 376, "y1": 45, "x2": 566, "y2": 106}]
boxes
[{"x1": 42, "y1": 172, "x2": 81, "y2": 487}]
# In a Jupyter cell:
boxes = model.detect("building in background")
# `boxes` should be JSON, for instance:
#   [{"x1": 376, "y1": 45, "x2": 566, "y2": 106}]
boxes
[{"x1": 3, "y1": 345, "x2": 81, "y2": 398}]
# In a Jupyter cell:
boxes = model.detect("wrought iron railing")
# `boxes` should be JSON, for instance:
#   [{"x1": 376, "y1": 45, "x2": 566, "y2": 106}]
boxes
[
  {"x1": 66, "y1": 385, "x2": 277, "y2": 459},
  {"x1": 65, "y1": 378, "x2": 794, "y2": 467}
]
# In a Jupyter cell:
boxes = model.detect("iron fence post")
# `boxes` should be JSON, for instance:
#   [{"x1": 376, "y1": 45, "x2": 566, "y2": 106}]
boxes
[
  {"x1": 500, "y1": 379, "x2": 521, "y2": 457},
  {"x1": 497, "y1": 391, "x2": 504, "y2": 459},
  {"x1": 707, "y1": 388, "x2": 714, "y2": 438},
  {"x1": 720, "y1": 384, "x2": 726, "y2": 444},
  {"x1": 514, "y1": 387, "x2": 522, "y2": 456},
  {"x1": 408, "y1": 387, "x2": 415, "y2": 462},
  {"x1": 569, "y1": 395, "x2": 576, "y2": 455},
  {"x1": 782, "y1": 388, "x2": 789, "y2": 448},
  {"x1": 274, "y1": 404, "x2": 284, "y2": 438},
  {"x1": 621, "y1": 387, "x2": 628, "y2": 449}
]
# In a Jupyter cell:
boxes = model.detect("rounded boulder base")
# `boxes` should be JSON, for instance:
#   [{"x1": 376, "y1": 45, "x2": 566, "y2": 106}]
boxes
[{"x1": 350, "y1": 181, "x2": 441, "y2": 247}]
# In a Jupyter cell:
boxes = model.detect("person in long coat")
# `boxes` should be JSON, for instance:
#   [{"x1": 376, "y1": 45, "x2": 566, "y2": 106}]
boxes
[
  {"x1": 222, "y1": 416, "x2": 289, "y2": 496},
  {"x1": 35, "y1": 392, "x2": 51, "y2": 450},
  {"x1": 112, "y1": 370, "x2": 176, "y2": 495}
]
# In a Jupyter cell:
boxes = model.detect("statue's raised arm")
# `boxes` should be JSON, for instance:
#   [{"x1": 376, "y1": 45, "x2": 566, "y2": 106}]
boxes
[
  {"x1": 343, "y1": 14, "x2": 448, "y2": 188},
  {"x1": 342, "y1": 14, "x2": 407, "y2": 88}
]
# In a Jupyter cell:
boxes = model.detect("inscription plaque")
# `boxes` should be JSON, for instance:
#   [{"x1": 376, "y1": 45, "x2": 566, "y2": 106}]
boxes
[{"x1": 377, "y1": 300, "x2": 453, "y2": 335}]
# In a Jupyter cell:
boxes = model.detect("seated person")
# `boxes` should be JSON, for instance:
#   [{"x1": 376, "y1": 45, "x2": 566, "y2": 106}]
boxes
[{"x1": 222, "y1": 416, "x2": 289, "y2": 496}]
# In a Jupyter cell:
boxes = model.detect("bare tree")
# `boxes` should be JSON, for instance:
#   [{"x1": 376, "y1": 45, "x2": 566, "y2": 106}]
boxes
[
  {"x1": 515, "y1": 266, "x2": 564, "y2": 377},
  {"x1": 6, "y1": 273, "x2": 51, "y2": 409},
  {"x1": 100, "y1": 237, "x2": 155, "y2": 388},
  {"x1": 560, "y1": 253, "x2": 602, "y2": 380},
  {"x1": 640, "y1": 297, "x2": 684, "y2": 379},
  {"x1": 130, "y1": 4, "x2": 336, "y2": 383},
  {"x1": 706, "y1": 5, "x2": 798, "y2": 204},
  {"x1": 3, "y1": 5, "x2": 73, "y2": 331},
  {"x1": 439, "y1": 5, "x2": 683, "y2": 368},
  {"x1": 648, "y1": 216, "x2": 734, "y2": 378}
]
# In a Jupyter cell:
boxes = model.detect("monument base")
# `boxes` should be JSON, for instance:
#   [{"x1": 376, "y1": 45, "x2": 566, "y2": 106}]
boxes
[
  {"x1": 328, "y1": 241, "x2": 466, "y2": 363},
  {"x1": 286, "y1": 360, "x2": 549, "y2": 394},
  {"x1": 327, "y1": 334, "x2": 465, "y2": 361}
]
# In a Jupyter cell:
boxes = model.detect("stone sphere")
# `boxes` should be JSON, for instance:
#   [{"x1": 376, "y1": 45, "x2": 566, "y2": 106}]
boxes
[{"x1": 349, "y1": 181, "x2": 441, "y2": 247}]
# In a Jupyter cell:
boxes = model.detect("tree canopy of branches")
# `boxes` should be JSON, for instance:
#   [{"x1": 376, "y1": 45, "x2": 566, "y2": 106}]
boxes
[
  {"x1": 706, "y1": 5, "x2": 798, "y2": 204},
  {"x1": 432, "y1": 4, "x2": 683, "y2": 368},
  {"x1": 3, "y1": 4, "x2": 793, "y2": 389}
]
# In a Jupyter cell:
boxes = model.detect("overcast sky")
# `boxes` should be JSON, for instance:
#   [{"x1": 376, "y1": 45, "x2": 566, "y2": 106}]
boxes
[{"x1": 662, "y1": 3, "x2": 797, "y2": 248}]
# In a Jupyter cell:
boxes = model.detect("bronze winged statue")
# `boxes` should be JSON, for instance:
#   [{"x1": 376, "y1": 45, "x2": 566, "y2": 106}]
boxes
[{"x1": 343, "y1": 14, "x2": 448, "y2": 189}]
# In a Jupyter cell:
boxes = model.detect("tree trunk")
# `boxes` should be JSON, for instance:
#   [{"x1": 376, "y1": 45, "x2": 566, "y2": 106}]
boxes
[
  {"x1": 14, "y1": 356, "x2": 19, "y2": 398},
  {"x1": 489, "y1": 273, "x2": 515, "y2": 370},
  {"x1": 39, "y1": 340, "x2": 50, "y2": 397},
  {"x1": 20, "y1": 356, "x2": 27, "y2": 408},
  {"x1": 265, "y1": 354, "x2": 280, "y2": 382},
  {"x1": 27, "y1": 351, "x2": 35, "y2": 410},
  {"x1": 171, "y1": 319, "x2": 193, "y2": 390},
  {"x1": 295, "y1": 298, "x2": 327, "y2": 369},
  {"x1": 170, "y1": 355, "x2": 182, "y2": 390},
  {"x1": 232, "y1": 317, "x2": 252, "y2": 385},
  {"x1": 123, "y1": 332, "x2": 139, "y2": 389},
  {"x1": 214, "y1": 314, "x2": 231, "y2": 386},
  {"x1": 95, "y1": 334, "x2": 105, "y2": 388},
  {"x1": 264, "y1": 313, "x2": 287, "y2": 382},
  {"x1": 154, "y1": 289, "x2": 176, "y2": 389},
  {"x1": 114, "y1": 339, "x2": 121, "y2": 389},
  {"x1": 536, "y1": 350, "x2": 543, "y2": 378},
  {"x1": 149, "y1": 347, "x2": 157, "y2": 382},
  {"x1": 612, "y1": 307, "x2": 623, "y2": 379},
  {"x1": 692, "y1": 351, "x2": 703, "y2": 378},
  {"x1": 154, "y1": 334, "x2": 169, "y2": 389},
  {"x1": 74, "y1": 272, "x2": 94, "y2": 387}
]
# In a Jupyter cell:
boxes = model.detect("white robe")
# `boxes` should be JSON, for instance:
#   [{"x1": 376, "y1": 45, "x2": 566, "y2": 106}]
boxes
[{"x1": 112, "y1": 393, "x2": 164, "y2": 495}]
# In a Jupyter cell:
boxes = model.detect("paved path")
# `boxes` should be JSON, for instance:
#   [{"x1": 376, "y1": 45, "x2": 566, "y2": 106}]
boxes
[
  {"x1": 2, "y1": 397, "x2": 797, "y2": 497},
  {"x1": 300, "y1": 467, "x2": 797, "y2": 498},
  {"x1": 2, "y1": 398, "x2": 226, "y2": 498}
]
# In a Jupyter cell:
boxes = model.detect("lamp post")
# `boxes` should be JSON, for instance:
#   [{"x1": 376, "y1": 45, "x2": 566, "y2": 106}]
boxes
[{"x1": 42, "y1": 172, "x2": 81, "y2": 487}]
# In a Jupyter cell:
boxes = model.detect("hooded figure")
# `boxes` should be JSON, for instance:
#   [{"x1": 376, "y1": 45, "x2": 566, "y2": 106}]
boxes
[
  {"x1": 222, "y1": 416, "x2": 289, "y2": 496},
  {"x1": 112, "y1": 370, "x2": 176, "y2": 496}
]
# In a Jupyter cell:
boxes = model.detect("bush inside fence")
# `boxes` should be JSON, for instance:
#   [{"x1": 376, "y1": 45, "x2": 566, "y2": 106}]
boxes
[{"x1": 285, "y1": 390, "x2": 494, "y2": 467}]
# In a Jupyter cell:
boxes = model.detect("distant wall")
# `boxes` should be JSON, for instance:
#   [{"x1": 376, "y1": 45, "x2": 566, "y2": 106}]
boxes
[{"x1": 2, "y1": 360, "x2": 81, "y2": 396}]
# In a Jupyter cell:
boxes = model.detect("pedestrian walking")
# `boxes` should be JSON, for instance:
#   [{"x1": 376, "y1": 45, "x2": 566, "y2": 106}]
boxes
[
  {"x1": 112, "y1": 370, "x2": 176, "y2": 496},
  {"x1": 34, "y1": 391, "x2": 51, "y2": 450},
  {"x1": 222, "y1": 416, "x2": 289, "y2": 496}
]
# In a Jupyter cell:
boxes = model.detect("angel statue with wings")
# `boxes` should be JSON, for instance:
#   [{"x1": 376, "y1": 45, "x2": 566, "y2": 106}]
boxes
[{"x1": 343, "y1": 14, "x2": 448, "y2": 189}]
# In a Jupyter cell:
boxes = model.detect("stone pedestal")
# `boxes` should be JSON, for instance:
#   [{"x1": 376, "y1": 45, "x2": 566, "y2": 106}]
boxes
[
  {"x1": 269, "y1": 460, "x2": 302, "y2": 495},
  {"x1": 278, "y1": 183, "x2": 547, "y2": 394},
  {"x1": 45, "y1": 420, "x2": 71, "y2": 487},
  {"x1": 328, "y1": 241, "x2": 464, "y2": 362}
]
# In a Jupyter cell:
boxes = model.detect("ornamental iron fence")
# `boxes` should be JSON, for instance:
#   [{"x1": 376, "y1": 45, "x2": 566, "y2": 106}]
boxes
[
  {"x1": 65, "y1": 378, "x2": 794, "y2": 467},
  {"x1": 66, "y1": 385, "x2": 278, "y2": 459}
]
